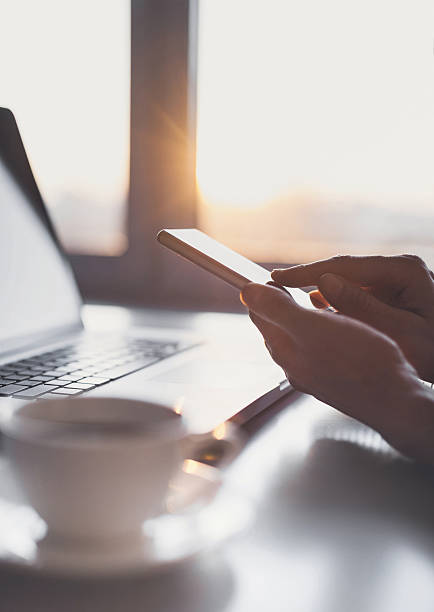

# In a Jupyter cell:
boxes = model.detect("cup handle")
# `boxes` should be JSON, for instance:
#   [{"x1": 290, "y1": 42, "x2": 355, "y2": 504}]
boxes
[{"x1": 181, "y1": 422, "x2": 245, "y2": 468}]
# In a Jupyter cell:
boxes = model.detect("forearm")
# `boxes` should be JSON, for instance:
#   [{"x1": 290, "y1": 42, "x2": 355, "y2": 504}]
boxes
[{"x1": 379, "y1": 385, "x2": 434, "y2": 466}]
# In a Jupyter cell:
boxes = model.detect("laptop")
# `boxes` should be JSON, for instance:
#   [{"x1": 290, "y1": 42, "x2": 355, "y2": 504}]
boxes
[{"x1": 0, "y1": 107, "x2": 292, "y2": 432}]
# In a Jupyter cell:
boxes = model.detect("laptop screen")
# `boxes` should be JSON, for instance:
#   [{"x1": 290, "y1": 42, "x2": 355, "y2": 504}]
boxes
[{"x1": 0, "y1": 156, "x2": 82, "y2": 356}]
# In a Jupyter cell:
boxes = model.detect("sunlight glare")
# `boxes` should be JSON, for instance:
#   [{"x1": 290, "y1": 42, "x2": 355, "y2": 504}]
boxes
[{"x1": 197, "y1": 0, "x2": 434, "y2": 211}]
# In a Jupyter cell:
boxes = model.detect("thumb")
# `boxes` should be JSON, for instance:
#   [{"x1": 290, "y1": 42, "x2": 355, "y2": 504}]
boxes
[
  {"x1": 241, "y1": 282, "x2": 308, "y2": 333},
  {"x1": 318, "y1": 273, "x2": 400, "y2": 330}
]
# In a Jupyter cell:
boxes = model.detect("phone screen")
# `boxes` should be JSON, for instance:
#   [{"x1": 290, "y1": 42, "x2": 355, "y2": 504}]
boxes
[
  {"x1": 163, "y1": 229, "x2": 270, "y2": 284},
  {"x1": 158, "y1": 228, "x2": 314, "y2": 309}
]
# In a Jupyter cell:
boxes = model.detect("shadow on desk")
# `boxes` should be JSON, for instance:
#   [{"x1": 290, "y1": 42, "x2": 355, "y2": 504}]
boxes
[
  {"x1": 0, "y1": 553, "x2": 234, "y2": 612},
  {"x1": 274, "y1": 438, "x2": 434, "y2": 542},
  {"x1": 251, "y1": 431, "x2": 434, "y2": 612}
]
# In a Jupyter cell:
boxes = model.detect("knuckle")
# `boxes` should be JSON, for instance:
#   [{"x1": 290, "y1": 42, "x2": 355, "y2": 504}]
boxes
[
  {"x1": 330, "y1": 254, "x2": 351, "y2": 265},
  {"x1": 396, "y1": 254, "x2": 426, "y2": 270},
  {"x1": 336, "y1": 284, "x2": 369, "y2": 311},
  {"x1": 394, "y1": 254, "x2": 432, "y2": 282},
  {"x1": 351, "y1": 287, "x2": 371, "y2": 309},
  {"x1": 369, "y1": 255, "x2": 389, "y2": 266}
]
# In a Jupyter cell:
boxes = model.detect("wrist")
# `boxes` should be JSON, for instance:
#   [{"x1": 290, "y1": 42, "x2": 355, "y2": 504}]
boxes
[{"x1": 380, "y1": 383, "x2": 434, "y2": 465}]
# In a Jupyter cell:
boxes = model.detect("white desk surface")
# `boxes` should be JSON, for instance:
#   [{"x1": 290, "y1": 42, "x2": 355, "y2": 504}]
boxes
[{"x1": 1, "y1": 305, "x2": 433, "y2": 612}]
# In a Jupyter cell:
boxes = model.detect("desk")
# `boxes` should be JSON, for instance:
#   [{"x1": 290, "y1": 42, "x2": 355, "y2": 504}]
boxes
[{"x1": 1, "y1": 305, "x2": 433, "y2": 611}]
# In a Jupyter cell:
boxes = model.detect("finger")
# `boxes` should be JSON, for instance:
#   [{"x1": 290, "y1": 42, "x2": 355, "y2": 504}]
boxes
[
  {"x1": 318, "y1": 273, "x2": 406, "y2": 333},
  {"x1": 242, "y1": 283, "x2": 297, "y2": 306},
  {"x1": 242, "y1": 283, "x2": 310, "y2": 334},
  {"x1": 249, "y1": 310, "x2": 280, "y2": 339},
  {"x1": 271, "y1": 255, "x2": 426, "y2": 288},
  {"x1": 249, "y1": 312, "x2": 292, "y2": 365}
]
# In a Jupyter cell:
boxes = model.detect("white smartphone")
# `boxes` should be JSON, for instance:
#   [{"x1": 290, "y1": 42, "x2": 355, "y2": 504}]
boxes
[{"x1": 157, "y1": 228, "x2": 313, "y2": 309}]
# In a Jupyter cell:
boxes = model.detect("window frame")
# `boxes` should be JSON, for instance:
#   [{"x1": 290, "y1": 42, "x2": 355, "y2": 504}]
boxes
[
  {"x1": 69, "y1": 1, "x2": 194, "y2": 304},
  {"x1": 69, "y1": 0, "x2": 279, "y2": 314}
]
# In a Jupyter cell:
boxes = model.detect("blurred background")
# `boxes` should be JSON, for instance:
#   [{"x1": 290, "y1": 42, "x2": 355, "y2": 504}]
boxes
[{"x1": 1, "y1": 0, "x2": 434, "y2": 307}]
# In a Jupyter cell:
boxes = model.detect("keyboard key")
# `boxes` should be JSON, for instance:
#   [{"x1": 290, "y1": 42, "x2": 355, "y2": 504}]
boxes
[
  {"x1": 70, "y1": 369, "x2": 98, "y2": 377},
  {"x1": 78, "y1": 376, "x2": 111, "y2": 385},
  {"x1": 0, "y1": 370, "x2": 14, "y2": 377},
  {"x1": 45, "y1": 381, "x2": 67, "y2": 387},
  {"x1": 0, "y1": 384, "x2": 30, "y2": 396},
  {"x1": 64, "y1": 383, "x2": 96, "y2": 390},
  {"x1": 27, "y1": 376, "x2": 56, "y2": 383},
  {"x1": 0, "y1": 378, "x2": 18, "y2": 385},
  {"x1": 49, "y1": 387, "x2": 83, "y2": 396},
  {"x1": 64, "y1": 361, "x2": 82, "y2": 369},
  {"x1": 43, "y1": 370, "x2": 69, "y2": 376},
  {"x1": 18, "y1": 380, "x2": 42, "y2": 388},
  {"x1": 20, "y1": 360, "x2": 43, "y2": 366},
  {"x1": 4, "y1": 362, "x2": 27, "y2": 371},
  {"x1": 14, "y1": 384, "x2": 61, "y2": 398},
  {"x1": 53, "y1": 374, "x2": 84, "y2": 382},
  {"x1": 37, "y1": 393, "x2": 71, "y2": 400},
  {"x1": 0, "y1": 366, "x2": 19, "y2": 374}
]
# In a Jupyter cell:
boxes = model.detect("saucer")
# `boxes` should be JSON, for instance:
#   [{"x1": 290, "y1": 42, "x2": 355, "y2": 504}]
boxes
[{"x1": 0, "y1": 461, "x2": 252, "y2": 577}]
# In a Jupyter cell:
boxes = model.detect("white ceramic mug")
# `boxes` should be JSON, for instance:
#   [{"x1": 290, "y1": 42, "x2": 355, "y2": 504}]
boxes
[{"x1": 2, "y1": 397, "x2": 242, "y2": 547}]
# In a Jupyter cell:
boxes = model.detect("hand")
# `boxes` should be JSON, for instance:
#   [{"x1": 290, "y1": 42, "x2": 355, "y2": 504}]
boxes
[
  {"x1": 241, "y1": 282, "x2": 434, "y2": 465},
  {"x1": 271, "y1": 255, "x2": 434, "y2": 383}
]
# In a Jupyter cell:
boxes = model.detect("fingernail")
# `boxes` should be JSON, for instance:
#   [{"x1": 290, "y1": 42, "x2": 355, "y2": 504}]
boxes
[
  {"x1": 272, "y1": 265, "x2": 302, "y2": 280},
  {"x1": 309, "y1": 289, "x2": 328, "y2": 309},
  {"x1": 311, "y1": 298, "x2": 324, "y2": 309},
  {"x1": 271, "y1": 269, "x2": 283, "y2": 279},
  {"x1": 320, "y1": 273, "x2": 343, "y2": 294}
]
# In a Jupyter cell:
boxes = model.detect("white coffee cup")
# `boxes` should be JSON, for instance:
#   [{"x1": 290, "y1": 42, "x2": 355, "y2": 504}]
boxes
[{"x1": 2, "y1": 397, "x2": 242, "y2": 547}]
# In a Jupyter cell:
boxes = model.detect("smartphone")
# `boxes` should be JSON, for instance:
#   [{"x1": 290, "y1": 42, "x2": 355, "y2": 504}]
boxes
[{"x1": 157, "y1": 228, "x2": 313, "y2": 309}]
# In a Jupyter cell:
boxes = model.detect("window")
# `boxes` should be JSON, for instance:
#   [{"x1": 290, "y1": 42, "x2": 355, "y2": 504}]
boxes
[
  {"x1": 0, "y1": 0, "x2": 130, "y2": 255},
  {"x1": 5, "y1": 1, "x2": 432, "y2": 313},
  {"x1": 197, "y1": 0, "x2": 434, "y2": 270}
]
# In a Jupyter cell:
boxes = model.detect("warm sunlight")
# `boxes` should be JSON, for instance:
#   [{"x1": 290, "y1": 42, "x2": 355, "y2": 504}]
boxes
[{"x1": 196, "y1": 0, "x2": 434, "y2": 266}]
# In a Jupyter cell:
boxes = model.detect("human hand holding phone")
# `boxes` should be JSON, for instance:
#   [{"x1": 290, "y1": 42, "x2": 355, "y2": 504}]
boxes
[
  {"x1": 157, "y1": 229, "x2": 434, "y2": 464},
  {"x1": 272, "y1": 254, "x2": 434, "y2": 383}
]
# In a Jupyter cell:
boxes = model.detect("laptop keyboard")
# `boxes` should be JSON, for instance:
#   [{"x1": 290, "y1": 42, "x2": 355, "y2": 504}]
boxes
[{"x1": 0, "y1": 337, "x2": 193, "y2": 400}]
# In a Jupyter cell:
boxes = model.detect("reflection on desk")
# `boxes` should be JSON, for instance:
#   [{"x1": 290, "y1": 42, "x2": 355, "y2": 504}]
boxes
[{"x1": 224, "y1": 394, "x2": 434, "y2": 612}]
